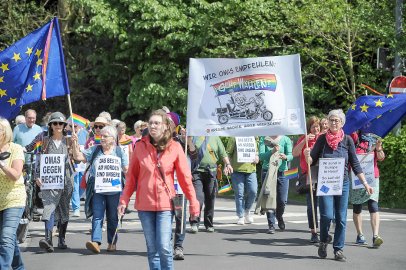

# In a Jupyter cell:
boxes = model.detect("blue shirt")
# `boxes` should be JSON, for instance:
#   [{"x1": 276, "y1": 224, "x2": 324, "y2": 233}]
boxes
[{"x1": 13, "y1": 123, "x2": 43, "y2": 163}]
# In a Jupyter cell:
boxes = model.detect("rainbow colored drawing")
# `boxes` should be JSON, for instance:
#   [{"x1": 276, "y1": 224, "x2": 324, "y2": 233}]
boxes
[
  {"x1": 120, "y1": 139, "x2": 133, "y2": 146},
  {"x1": 33, "y1": 141, "x2": 42, "y2": 154},
  {"x1": 212, "y1": 74, "x2": 277, "y2": 96},
  {"x1": 218, "y1": 184, "x2": 232, "y2": 194},
  {"x1": 284, "y1": 167, "x2": 299, "y2": 179}
]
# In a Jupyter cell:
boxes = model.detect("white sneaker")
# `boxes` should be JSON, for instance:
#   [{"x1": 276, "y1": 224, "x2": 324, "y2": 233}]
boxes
[
  {"x1": 237, "y1": 217, "x2": 245, "y2": 225},
  {"x1": 244, "y1": 211, "x2": 254, "y2": 224},
  {"x1": 72, "y1": 210, "x2": 81, "y2": 217}
]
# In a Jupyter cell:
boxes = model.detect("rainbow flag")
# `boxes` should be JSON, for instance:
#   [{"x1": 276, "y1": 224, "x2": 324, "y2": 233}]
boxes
[
  {"x1": 68, "y1": 113, "x2": 89, "y2": 128},
  {"x1": 284, "y1": 167, "x2": 299, "y2": 179},
  {"x1": 120, "y1": 138, "x2": 133, "y2": 146},
  {"x1": 213, "y1": 74, "x2": 277, "y2": 96},
  {"x1": 218, "y1": 184, "x2": 232, "y2": 194},
  {"x1": 33, "y1": 141, "x2": 42, "y2": 154},
  {"x1": 94, "y1": 135, "x2": 101, "y2": 144}
]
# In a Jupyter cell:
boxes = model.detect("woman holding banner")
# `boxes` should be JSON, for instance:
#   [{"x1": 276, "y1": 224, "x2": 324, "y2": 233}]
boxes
[
  {"x1": 0, "y1": 117, "x2": 26, "y2": 269},
  {"x1": 292, "y1": 116, "x2": 321, "y2": 243},
  {"x1": 304, "y1": 109, "x2": 373, "y2": 262},
  {"x1": 28, "y1": 112, "x2": 74, "y2": 252},
  {"x1": 118, "y1": 110, "x2": 199, "y2": 270},
  {"x1": 350, "y1": 131, "x2": 385, "y2": 248},
  {"x1": 71, "y1": 125, "x2": 128, "y2": 254}
]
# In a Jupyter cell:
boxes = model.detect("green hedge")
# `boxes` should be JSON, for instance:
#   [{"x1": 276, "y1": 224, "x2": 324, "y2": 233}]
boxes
[{"x1": 379, "y1": 127, "x2": 406, "y2": 209}]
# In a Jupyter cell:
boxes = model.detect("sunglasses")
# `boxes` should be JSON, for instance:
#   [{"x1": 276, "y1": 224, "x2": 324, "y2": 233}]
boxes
[
  {"x1": 52, "y1": 122, "x2": 65, "y2": 126},
  {"x1": 94, "y1": 125, "x2": 105, "y2": 129}
]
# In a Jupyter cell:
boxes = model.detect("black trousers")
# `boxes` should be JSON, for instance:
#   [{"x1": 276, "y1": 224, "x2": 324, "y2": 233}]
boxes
[{"x1": 190, "y1": 170, "x2": 217, "y2": 229}]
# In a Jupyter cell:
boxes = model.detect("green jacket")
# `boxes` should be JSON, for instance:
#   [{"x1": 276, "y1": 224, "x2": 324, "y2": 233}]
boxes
[
  {"x1": 226, "y1": 137, "x2": 257, "y2": 173},
  {"x1": 259, "y1": 136, "x2": 293, "y2": 172}
]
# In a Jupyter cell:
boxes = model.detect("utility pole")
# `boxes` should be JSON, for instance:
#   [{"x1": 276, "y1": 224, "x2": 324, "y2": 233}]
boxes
[{"x1": 393, "y1": 0, "x2": 403, "y2": 135}]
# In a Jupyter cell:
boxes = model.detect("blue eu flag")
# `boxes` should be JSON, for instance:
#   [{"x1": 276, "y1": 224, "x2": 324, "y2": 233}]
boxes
[
  {"x1": 343, "y1": 94, "x2": 406, "y2": 138},
  {"x1": 0, "y1": 17, "x2": 70, "y2": 120}
]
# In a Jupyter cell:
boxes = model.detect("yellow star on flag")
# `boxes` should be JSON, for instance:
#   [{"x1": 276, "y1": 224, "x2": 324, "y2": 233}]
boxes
[
  {"x1": 33, "y1": 72, "x2": 41, "y2": 80},
  {"x1": 351, "y1": 104, "x2": 357, "y2": 110},
  {"x1": 360, "y1": 103, "x2": 369, "y2": 112},
  {"x1": 387, "y1": 94, "x2": 394, "y2": 98},
  {"x1": 7, "y1": 97, "x2": 17, "y2": 106},
  {"x1": 0, "y1": 63, "x2": 9, "y2": 73},
  {"x1": 12, "y1": 53, "x2": 21, "y2": 62},
  {"x1": 374, "y1": 99, "x2": 384, "y2": 107},
  {"x1": 36, "y1": 58, "x2": 43, "y2": 67},
  {"x1": 35, "y1": 49, "x2": 42, "y2": 58},
  {"x1": 0, "y1": 76, "x2": 4, "y2": 83},
  {"x1": 26, "y1": 84, "x2": 33, "y2": 92},
  {"x1": 26, "y1": 47, "x2": 33, "y2": 56},
  {"x1": 0, "y1": 88, "x2": 6, "y2": 98}
]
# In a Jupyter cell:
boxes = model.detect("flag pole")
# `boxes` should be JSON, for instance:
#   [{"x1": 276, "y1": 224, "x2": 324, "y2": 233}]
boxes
[
  {"x1": 179, "y1": 135, "x2": 188, "y2": 234},
  {"x1": 67, "y1": 94, "x2": 76, "y2": 137}
]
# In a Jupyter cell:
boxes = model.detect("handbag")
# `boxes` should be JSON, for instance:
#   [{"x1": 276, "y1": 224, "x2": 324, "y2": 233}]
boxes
[{"x1": 295, "y1": 166, "x2": 318, "y2": 194}]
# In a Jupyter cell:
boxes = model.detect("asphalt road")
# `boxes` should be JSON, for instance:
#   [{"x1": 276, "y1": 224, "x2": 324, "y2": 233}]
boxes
[{"x1": 20, "y1": 197, "x2": 406, "y2": 270}]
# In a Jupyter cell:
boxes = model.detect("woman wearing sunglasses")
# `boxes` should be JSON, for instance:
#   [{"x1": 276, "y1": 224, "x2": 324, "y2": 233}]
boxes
[
  {"x1": 25, "y1": 112, "x2": 74, "y2": 252},
  {"x1": 84, "y1": 117, "x2": 109, "y2": 149}
]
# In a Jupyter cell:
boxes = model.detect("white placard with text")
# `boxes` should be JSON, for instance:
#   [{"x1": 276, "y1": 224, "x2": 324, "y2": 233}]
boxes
[
  {"x1": 316, "y1": 158, "x2": 345, "y2": 196},
  {"x1": 236, "y1": 137, "x2": 256, "y2": 163},
  {"x1": 351, "y1": 153, "x2": 375, "y2": 189},
  {"x1": 94, "y1": 155, "x2": 122, "y2": 193},
  {"x1": 40, "y1": 154, "x2": 65, "y2": 190}
]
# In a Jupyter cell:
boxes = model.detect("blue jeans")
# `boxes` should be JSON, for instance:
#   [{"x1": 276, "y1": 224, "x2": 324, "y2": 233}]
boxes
[
  {"x1": 306, "y1": 191, "x2": 318, "y2": 229},
  {"x1": 71, "y1": 172, "x2": 85, "y2": 211},
  {"x1": 263, "y1": 170, "x2": 289, "y2": 226},
  {"x1": 91, "y1": 192, "x2": 120, "y2": 244},
  {"x1": 319, "y1": 180, "x2": 350, "y2": 252},
  {"x1": 138, "y1": 211, "x2": 174, "y2": 270},
  {"x1": 231, "y1": 172, "x2": 258, "y2": 217},
  {"x1": 174, "y1": 198, "x2": 187, "y2": 249},
  {"x1": 0, "y1": 207, "x2": 25, "y2": 270}
]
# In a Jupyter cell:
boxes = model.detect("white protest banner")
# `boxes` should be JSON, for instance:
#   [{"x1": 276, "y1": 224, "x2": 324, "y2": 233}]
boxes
[
  {"x1": 186, "y1": 54, "x2": 306, "y2": 136},
  {"x1": 316, "y1": 158, "x2": 345, "y2": 196},
  {"x1": 94, "y1": 155, "x2": 122, "y2": 193},
  {"x1": 351, "y1": 153, "x2": 375, "y2": 189},
  {"x1": 236, "y1": 137, "x2": 256, "y2": 163},
  {"x1": 40, "y1": 154, "x2": 65, "y2": 190}
]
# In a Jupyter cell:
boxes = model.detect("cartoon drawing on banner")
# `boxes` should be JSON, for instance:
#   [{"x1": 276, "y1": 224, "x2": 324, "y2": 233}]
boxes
[{"x1": 212, "y1": 74, "x2": 275, "y2": 125}]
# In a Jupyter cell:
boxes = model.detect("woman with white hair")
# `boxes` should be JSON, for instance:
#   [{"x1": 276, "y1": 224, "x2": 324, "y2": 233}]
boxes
[
  {"x1": 72, "y1": 125, "x2": 128, "y2": 254},
  {"x1": 132, "y1": 120, "x2": 145, "y2": 142},
  {"x1": 304, "y1": 109, "x2": 373, "y2": 262}
]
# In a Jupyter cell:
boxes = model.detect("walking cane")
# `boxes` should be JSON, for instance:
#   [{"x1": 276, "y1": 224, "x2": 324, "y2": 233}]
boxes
[{"x1": 112, "y1": 214, "x2": 124, "y2": 244}]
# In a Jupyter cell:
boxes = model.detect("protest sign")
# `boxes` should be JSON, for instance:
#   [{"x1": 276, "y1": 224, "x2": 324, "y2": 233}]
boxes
[
  {"x1": 94, "y1": 155, "x2": 122, "y2": 193},
  {"x1": 351, "y1": 153, "x2": 375, "y2": 189},
  {"x1": 316, "y1": 158, "x2": 345, "y2": 196},
  {"x1": 235, "y1": 137, "x2": 256, "y2": 163},
  {"x1": 40, "y1": 154, "x2": 65, "y2": 190},
  {"x1": 186, "y1": 54, "x2": 306, "y2": 136}
]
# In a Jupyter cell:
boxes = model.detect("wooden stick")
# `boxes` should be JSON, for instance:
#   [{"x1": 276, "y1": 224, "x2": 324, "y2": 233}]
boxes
[{"x1": 305, "y1": 135, "x2": 317, "y2": 235}]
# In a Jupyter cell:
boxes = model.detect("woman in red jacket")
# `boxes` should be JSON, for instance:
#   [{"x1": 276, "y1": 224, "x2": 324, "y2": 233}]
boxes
[{"x1": 118, "y1": 110, "x2": 199, "y2": 270}]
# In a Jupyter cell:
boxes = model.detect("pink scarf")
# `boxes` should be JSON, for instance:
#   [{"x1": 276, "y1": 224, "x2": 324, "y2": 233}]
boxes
[{"x1": 325, "y1": 129, "x2": 344, "y2": 150}]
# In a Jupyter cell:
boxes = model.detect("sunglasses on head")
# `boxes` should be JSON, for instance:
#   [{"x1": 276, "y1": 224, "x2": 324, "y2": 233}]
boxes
[
  {"x1": 94, "y1": 125, "x2": 105, "y2": 129},
  {"x1": 52, "y1": 122, "x2": 65, "y2": 126}
]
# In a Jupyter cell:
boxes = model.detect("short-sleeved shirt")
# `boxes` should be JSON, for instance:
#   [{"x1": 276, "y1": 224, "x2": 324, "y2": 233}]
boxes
[
  {"x1": 0, "y1": 143, "x2": 27, "y2": 211},
  {"x1": 193, "y1": 136, "x2": 227, "y2": 171},
  {"x1": 82, "y1": 145, "x2": 129, "y2": 177},
  {"x1": 13, "y1": 123, "x2": 43, "y2": 163}
]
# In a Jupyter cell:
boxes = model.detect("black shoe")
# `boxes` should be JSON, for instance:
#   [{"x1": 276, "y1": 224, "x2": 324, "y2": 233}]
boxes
[
  {"x1": 327, "y1": 234, "x2": 333, "y2": 243},
  {"x1": 173, "y1": 247, "x2": 185, "y2": 260},
  {"x1": 310, "y1": 233, "x2": 320, "y2": 243},
  {"x1": 318, "y1": 242, "x2": 327, "y2": 259},
  {"x1": 267, "y1": 226, "x2": 276, "y2": 234},
  {"x1": 124, "y1": 208, "x2": 132, "y2": 214},
  {"x1": 57, "y1": 222, "x2": 68, "y2": 249},
  {"x1": 277, "y1": 217, "x2": 285, "y2": 231},
  {"x1": 39, "y1": 229, "x2": 54, "y2": 253},
  {"x1": 334, "y1": 250, "x2": 346, "y2": 262}
]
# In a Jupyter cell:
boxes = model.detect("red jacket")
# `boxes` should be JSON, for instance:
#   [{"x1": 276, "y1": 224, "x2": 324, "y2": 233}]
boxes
[{"x1": 120, "y1": 136, "x2": 199, "y2": 215}]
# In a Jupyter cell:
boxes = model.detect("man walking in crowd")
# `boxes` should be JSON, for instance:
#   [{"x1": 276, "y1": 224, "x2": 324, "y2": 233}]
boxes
[
  {"x1": 226, "y1": 137, "x2": 259, "y2": 225},
  {"x1": 189, "y1": 136, "x2": 233, "y2": 233}
]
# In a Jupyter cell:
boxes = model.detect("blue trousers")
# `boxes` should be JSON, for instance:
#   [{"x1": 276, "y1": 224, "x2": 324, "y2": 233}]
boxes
[
  {"x1": 91, "y1": 192, "x2": 120, "y2": 244},
  {"x1": 231, "y1": 172, "x2": 258, "y2": 217},
  {"x1": 139, "y1": 211, "x2": 174, "y2": 270},
  {"x1": 0, "y1": 207, "x2": 25, "y2": 270},
  {"x1": 319, "y1": 180, "x2": 350, "y2": 252},
  {"x1": 262, "y1": 170, "x2": 289, "y2": 226},
  {"x1": 173, "y1": 198, "x2": 187, "y2": 249},
  {"x1": 71, "y1": 172, "x2": 85, "y2": 211}
]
